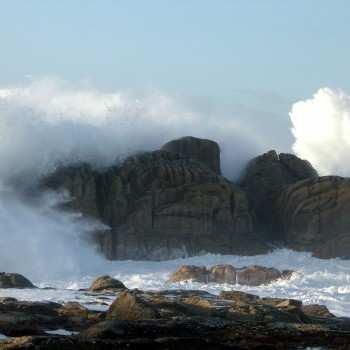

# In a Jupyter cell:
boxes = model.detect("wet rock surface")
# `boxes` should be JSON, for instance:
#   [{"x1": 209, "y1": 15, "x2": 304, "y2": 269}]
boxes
[
  {"x1": 276, "y1": 176, "x2": 350, "y2": 258},
  {"x1": 161, "y1": 136, "x2": 221, "y2": 174},
  {"x1": 89, "y1": 275, "x2": 127, "y2": 292},
  {"x1": 42, "y1": 136, "x2": 350, "y2": 260},
  {"x1": 43, "y1": 137, "x2": 267, "y2": 260},
  {"x1": 0, "y1": 274, "x2": 36, "y2": 289},
  {"x1": 0, "y1": 289, "x2": 349, "y2": 349},
  {"x1": 168, "y1": 264, "x2": 293, "y2": 286},
  {"x1": 239, "y1": 150, "x2": 317, "y2": 240}
]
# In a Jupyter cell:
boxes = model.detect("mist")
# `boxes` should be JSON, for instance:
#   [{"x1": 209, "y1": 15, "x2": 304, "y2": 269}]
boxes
[
  {"x1": 1, "y1": 78, "x2": 348, "y2": 279},
  {"x1": 0, "y1": 77, "x2": 268, "y2": 278},
  {"x1": 0, "y1": 188, "x2": 106, "y2": 280},
  {"x1": 0, "y1": 77, "x2": 267, "y2": 184}
]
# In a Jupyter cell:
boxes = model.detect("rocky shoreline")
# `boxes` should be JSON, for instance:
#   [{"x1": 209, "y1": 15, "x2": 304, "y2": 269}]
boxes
[
  {"x1": 0, "y1": 273, "x2": 348, "y2": 349},
  {"x1": 0, "y1": 284, "x2": 349, "y2": 349},
  {"x1": 4, "y1": 135, "x2": 350, "y2": 348}
]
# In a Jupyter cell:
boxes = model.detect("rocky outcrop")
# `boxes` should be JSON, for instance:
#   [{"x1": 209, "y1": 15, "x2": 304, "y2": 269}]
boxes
[
  {"x1": 44, "y1": 138, "x2": 267, "y2": 260},
  {"x1": 0, "y1": 273, "x2": 35, "y2": 289},
  {"x1": 0, "y1": 297, "x2": 102, "y2": 338},
  {"x1": 240, "y1": 150, "x2": 317, "y2": 240},
  {"x1": 168, "y1": 264, "x2": 293, "y2": 286},
  {"x1": 41, "y1": 134, "x2": 350, "y2": 260},
  {"x1": 161, "y1": 136, "x2": 221, "y2": 174},
  {"x1": 276, "y1": 176, "x2": 350, "y2": 258},
  {"x1": 89, "y1": 276, "x2": 127, "y2": 292},
  {"x1": 302, "y1": 304, "x2": 336, "y2": 318},
  {"x1": 0, "y1": 290, "x2": 349, "y2": 349}
]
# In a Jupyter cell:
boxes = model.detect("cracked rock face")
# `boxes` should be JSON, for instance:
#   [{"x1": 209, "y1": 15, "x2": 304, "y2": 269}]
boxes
[
  {"x1": 240, "y1": 150, "x2": 317, "y2": 240},
  {"x1": 43, "y1": 139, "x2": 267, "y2": 260},
  {"x1": 276, "y1": 176, "x2": 350, "y2": 258},
  {"x1": 161, "y1": 136, "x2": 221, "y2": 175}
]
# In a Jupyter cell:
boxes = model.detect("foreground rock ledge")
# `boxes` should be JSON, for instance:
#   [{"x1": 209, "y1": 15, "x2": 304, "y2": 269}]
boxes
[
  {"x1": 0, "y1": 289, "x2": 349, "y2": 349},
  {"x1": 168, "y1": 264, "x2": 294, "y2": 286}
]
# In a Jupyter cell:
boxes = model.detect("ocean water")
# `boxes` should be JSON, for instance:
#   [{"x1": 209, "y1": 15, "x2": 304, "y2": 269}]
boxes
[{"x1": 1, "y1": 249, "x2": 350, "y2": 317}]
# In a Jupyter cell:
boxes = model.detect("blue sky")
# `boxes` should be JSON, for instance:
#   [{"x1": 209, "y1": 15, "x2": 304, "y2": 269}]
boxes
[{"x1": 0, "y1": 1, "x2": 349, "y2": 150}]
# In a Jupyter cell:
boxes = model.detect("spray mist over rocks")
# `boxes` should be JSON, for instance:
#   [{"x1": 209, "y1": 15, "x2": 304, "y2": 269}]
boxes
[
  {"x1": 290, "y1": 87, "x2": 350, "y2": 177},
  {"x1": 0, "y1": 188, "x2": 107, "y2": 280},
  {"x1": 1, "y1": 78, "x2": 350, "y2": 282},
  {"x1": 0, "y1": 77, "x2": 263, "y2": 279},
  {"x1": 0, "y1": 77, "x2": 263, "y2": 184}
]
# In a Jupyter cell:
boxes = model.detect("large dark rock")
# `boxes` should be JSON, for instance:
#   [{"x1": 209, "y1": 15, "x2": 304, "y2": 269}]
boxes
[
  {"x1": 276, "y1": 176, "x2": 350, "y2": 258},
  {"x1": 0, "y1": 297, "x2": 101, "y2": 337},
  {"x1": 240, "y1": 150, "x2": 317, "y2": 240},
  {"x1": 0, "y1": 273, "x2": 36, "y2": 289},
  {"x1": 161, "y1": 136, "x2": 221, "y2": 174},
  {"x1": 44, "y1": 142, "x2": 267, "y2": 260}
]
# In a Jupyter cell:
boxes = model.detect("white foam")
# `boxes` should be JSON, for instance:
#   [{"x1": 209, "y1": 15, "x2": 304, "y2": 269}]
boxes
[
  {"x1": 0, "y1": 334, "x2": 8, "y2": 341},
  {"x1": 45, "y1": 329, "x2": 79, "y2": 336},
  {"x1": 1, "y1": 249, "x2": 350, "y2": 317}
]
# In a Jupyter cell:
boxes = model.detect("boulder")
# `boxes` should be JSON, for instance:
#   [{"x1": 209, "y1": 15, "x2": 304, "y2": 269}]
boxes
[
  {"x1": 235, "y1": 265, "x2": 282, "y2": 286},
  {"x1": 169, "y1": 264, "x2": 292, "y2": 286},
  {"x1": 275, "y1": 176, "x2": 350, "y2": 258},
  {"x1": 161, "y1": 136, "x2": 221, "y2": 174},
  {"x1": 89, "y1": 276, "x2": 126, "y2": 292},
  {"x1": 167, "y1": 265, "x2": 208, "y2": 283},
  {"x1": 208, "y1": 264, "x2": 236, "y2": 283},
  {"x1": 240, "y1": 150, "x2": 317, "y2": 240},
  {"x1": 107, "y1": 290, "x2": 222, "y2": 322},
  {"x1": 0, "y1": 273, "x2": 35, "y2": 289},
  {"x1": 107, "y1": 291, "x2": 159, "y2": 321},
  {"x1": 301, "y1": 304, "x2": 335, "y2": 318},
  {"x1": 59, "y1": 302, "x2": 89, "y2": 318},
  {"x1": 44, "y1": 140, "x2": 266, "y2": 260}
]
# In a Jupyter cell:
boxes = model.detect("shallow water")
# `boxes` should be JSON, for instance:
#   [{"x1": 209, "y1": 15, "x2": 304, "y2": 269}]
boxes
[{"x1": 1, "y1": 249, "x2": 350, "y2": 317}]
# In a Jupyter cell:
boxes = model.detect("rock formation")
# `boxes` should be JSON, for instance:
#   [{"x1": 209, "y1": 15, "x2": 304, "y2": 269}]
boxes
[
  {"x1": 43, "y1": 138, "x2": 267, "y2": 260},
  {"x1": 1, "y1": 289, "x2": 349, "y2": 349},
  {"x1": 0, "y1": 273, "x2": 36, "y2": 289},
  {"x1": 89, "y1": 276, "x2": 127, "y2": 292},
  {"x1": 41, "y1": 136, "x2": 350, "y2": 260},
  {"x1": 239, "y1": 150, "x2": 317, "y2": 240},
  {"x1": 168, "y1": 264, "x2": 293, "y2": 286},
  {"x1": 161, "y1": 136, "x2": 221, "y2": 174},
  {"x1": 276, "y1": 176, "x2": 350, "y2": 258}
]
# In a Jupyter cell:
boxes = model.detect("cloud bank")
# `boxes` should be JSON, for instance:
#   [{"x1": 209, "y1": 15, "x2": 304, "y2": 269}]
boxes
[{"x1": 290, "y1": 88, "x2": 350, "y2": 176}]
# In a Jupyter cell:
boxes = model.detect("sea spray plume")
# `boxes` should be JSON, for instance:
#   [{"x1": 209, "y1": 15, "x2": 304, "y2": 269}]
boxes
[
  {"x1": 0, "y1": 77, "x2": 260, "y2": 183},
  {"x1": 290, "y1": 88, "x2": 350, "y2": 176},
  {"x1": 0, "y1": 186, "x2": 107, "y2": 280},
  {"x1": 0, "y1": 77, "x2": 263, "y2": 279}
]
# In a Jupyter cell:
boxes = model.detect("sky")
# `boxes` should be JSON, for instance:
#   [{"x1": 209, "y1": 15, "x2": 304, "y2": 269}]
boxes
[{"x1": 0, "y1": 1, "x2": 350, "y2": 159}]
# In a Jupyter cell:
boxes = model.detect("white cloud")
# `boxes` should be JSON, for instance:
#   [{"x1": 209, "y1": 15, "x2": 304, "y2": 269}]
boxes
[{"x1": 290, "y1": 88, "x2": 350, "y2": 176}]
